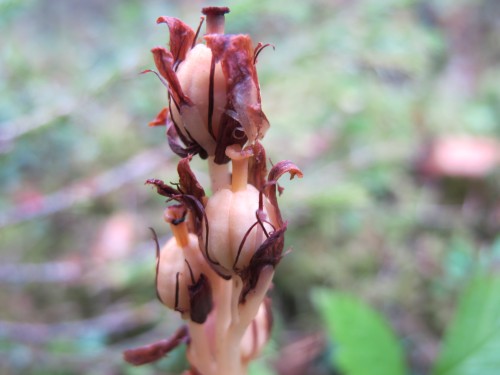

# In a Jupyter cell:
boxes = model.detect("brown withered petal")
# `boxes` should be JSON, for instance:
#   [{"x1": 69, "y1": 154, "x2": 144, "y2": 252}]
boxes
[
  {"x1": 177, "y1": 156, "x2": 205, "y2": 201},
  {"x1": 166, "y1": 109, "x2": 204, "y2": 158},
  {"x1": 267, "y1": 161, "x2": 304, "y2": 183},
  {"x1": 266, "y1": 161, "x2": 303, "y2": 227},
  {"x1": 188, "y1": 273, "x2": 213, "y2": 324},
  {"x1": 145, "y1": 178, "x2": 207, "y2": 238},
  {"x1": 213, "y1": 112, "x2": 248, "y2": 164},
  {"x1": 167, "y1": 117, "x2": 191, "y2": 158},
  {"x1": 205, "y1": 34, "x2": 270, "y2": 145},
  {"x1": 123, "y1": 325, "x2": 188, "y2": 365},
  {"x1": 145, "y1": 178, "x2": 180, "y2": 198},
  {"x1": 247, "y1": 141, "x2": 267, "y2": 191},
  {"x1": 150, "y1": 227, "x2": 164, "y2": 304},
  {"x1": 156, "y1": 16, "x2": 196, "y2": 66},
  {"x1": 239, "y1": 225, "x2": 287, "y2": 303},
  {"x1": 253, "y1": 42, "x2": 274, "y2": 65},
  {"x1": 151, "y1": 47, "x2": 193, "y2": 108},
  {"x1": 149, "y1": 107, "x2": 168, "y2": 127}
]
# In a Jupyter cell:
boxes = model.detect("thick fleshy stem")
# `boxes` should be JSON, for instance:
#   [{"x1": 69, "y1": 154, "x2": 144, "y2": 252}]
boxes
[
  {"x1": 187, "y1": 320, "x2": 216, "y2": 375},
  {"x1": 208, "y1": 156, "x2": 230, "y2": 192}
]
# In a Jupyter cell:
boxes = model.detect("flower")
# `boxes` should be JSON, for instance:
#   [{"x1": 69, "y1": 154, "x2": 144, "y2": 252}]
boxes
[
  {"x1": 125, "y1": 7, "x2": 303, "y2": 373},
  {"x1": 149, "y1": 7, "x2": 270, "y2": 164},
  {"x1": 155, "y1": 205, "x2": 214, "y2": 324},
  {"x1": 201, "y1": 145, "x2": 277, "y2": 276}
]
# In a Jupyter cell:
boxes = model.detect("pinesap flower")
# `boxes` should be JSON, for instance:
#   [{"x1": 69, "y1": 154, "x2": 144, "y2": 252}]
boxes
[
  {"x1": 149, "y1": 7, "x2": 270, "y2": 164},
  {"x1": 202, "y1": 145, "x2": 277, "y2": 276},
  {"x1": 155, "y1": 205, "x2": 214, "y2": 324}
]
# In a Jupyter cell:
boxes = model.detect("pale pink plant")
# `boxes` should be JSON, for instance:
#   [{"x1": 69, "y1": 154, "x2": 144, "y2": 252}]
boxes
[{"x1": 124, "y1": 7, "x2": 302, "y2": 375}]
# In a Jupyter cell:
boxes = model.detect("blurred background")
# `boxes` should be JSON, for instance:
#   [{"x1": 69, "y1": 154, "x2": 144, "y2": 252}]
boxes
[{"x1": 1, "y1": 0, "x2": 500, "y2": 374}]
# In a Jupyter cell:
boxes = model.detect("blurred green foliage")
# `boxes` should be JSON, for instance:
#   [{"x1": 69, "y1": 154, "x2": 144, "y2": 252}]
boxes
[
  {"x1": 313, "y1": 289, "x2": 408, "y2": 375},
  {"x1": 1, "y1": 0, "x2": 500, "y2": 374}
]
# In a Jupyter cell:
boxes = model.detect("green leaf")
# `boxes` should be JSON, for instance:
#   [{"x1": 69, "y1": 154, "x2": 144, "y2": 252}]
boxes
[
  {"x1": 312, "y1": 290, "x2": 407, "y2": 375},
  {"x1": 433, "y1": 275, "x2": 500, "y2": 375}
]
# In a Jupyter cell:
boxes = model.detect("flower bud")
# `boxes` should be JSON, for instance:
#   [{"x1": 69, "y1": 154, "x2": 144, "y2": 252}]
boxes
[
  {"x1": 151, "y1": 9, "x2": 270, "y2": 163},
  {"x1": 201, "y1": 146, "x2": 277, "y2": 275},
  {"x1": 156, "y1": 232, "x2": 199, "y2": 313},
  {"x1": 156, "y1": 206, "x2": 214, "y2": 322},
  {"x1": 171, "y1": 44, "x2": 226, "y2": 157}
]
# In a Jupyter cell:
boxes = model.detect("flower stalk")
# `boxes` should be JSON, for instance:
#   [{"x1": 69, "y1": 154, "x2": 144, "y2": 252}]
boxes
[{"x1": 124, "y1": 6, "x2": 302, "y2": 375}]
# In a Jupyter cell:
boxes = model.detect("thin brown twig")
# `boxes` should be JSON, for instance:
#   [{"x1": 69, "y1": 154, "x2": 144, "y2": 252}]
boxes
[
  {"x1": 0, "y1": 301, "x2": 163, "y2": 345},
  {"x1": 0, "y1": 147, "x2": 170, "y2": 228}
]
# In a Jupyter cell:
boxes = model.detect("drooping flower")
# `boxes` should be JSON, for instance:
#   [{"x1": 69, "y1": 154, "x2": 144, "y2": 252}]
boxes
[
  {"x1": 149, "y1": 7, "x2": 270, "y2": 164},
  {"x1": 200, "y1": 143, "x2": 303, "y2": 299},
  {"x1": 155, "y1": 205, "x2": 214, "y2": 324},
  {"x1": 201, "y1": 145, "x2": 277, "y2": 277}
]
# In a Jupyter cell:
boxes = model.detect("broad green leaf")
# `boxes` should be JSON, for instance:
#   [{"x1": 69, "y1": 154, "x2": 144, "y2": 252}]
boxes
[
  {"x1": 433, "y1": 275, "x2": 500, "y2": 375},
  {"x1": 312, "y1": 290, "x2": 407, "y2": 375}
]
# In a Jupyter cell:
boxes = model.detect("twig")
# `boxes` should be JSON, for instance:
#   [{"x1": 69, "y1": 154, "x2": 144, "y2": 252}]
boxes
[
  {"x1": 0, "y1": 147, "x2": 170, "y2": 228},
  {"x1": 0, "y1": 301, "x2": 163, "y2": 345},
  {"x1": 0, "y1": 100, "x2": 77, "y2": 153}
]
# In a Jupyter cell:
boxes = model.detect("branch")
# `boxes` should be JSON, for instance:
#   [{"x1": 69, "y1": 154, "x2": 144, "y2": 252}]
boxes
[{"x1": 0, "y1": 147, "x2": 170, "y2": 228}]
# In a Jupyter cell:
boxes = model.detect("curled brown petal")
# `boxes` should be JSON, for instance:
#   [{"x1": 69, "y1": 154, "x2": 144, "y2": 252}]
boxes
[
  {"x1": 145, "y1": 178, "x2": 180, "y2": 198},
  {"x1": 177, "y1": 156, "x2": 205, "y2": 201},
  {"x1": 205, "y1": 34, "x2": 269, "y2": 144},
  {"x1": 247, "y1": 141, "x2": 267, "y2": 191},
  {"x1": 151, "y1": 47, "x2": 192, "y2": 108},
  {"x1": 156, "y1": 16, "x2": 195, "y2": 65},
  {"x1": 145, "y1": 178, "x2": 206, "y2": 237},
  {"x1": 253, "y1": 42, "x2": 274, "y2": 65},
  {"x1": 213, "y1": 112, "x2": 248, "y2": 164},
  {"x1": 123, "y1": 325, "x2": 188, "y2": 365},
  {"x1": 167, "y1": 107, "x2": 205, "y2": 158},
  {"x1": 238, "y1": 225, "x2": 287, "y2": 303},
  {"x1": 265, "y1": 161, "x2": 303, "y2": 227},
  {"x1": 167, "y1": 115, "x2": 191, "y2": 158},
  {"x1": 149, "y1": 107, "x2": 168, "y2": 127},
  {"x1": 188, "y1": 273, "x2": 213, "y2": 324},
  {"x1": 150, "y1": 227, "x2": 165, "y2": 305}
]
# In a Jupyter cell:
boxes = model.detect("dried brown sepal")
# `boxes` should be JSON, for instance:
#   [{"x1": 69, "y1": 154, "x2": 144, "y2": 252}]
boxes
[
  {"x1": 238, "y1": 225, "x2": 287, "y2": 303},
  {"x1": 167, "y1": 117, "x2": 190, "y2": 157},
  {"x1": 177, "y1": 156, "x2": 205, "y2": 202},
  {"x1": 188, "y1": 273, "x2": 213, "y2": 324},
  {"x1": 266, "y1": 161, "x2": 303, "y2": 227},
  {"x1": 123, "y1": 325, "x2": 188, "y2": 365},
  {"x1": 205, "y1": 34, "x2": 269, "y2": 145},
  {"x1": 149, "y1": 107, "x2": 168, "y2": 127},
  {"x1": 213, "y1": 113, "x2": 248, "y2": 164},
  {"x1": 253, "y1": 42, "x2": 274, "y2": 65},
  {"x1": 267, "y1": 160, "x2": 303, "y2": 183},
  {"x1": 248, "y1": 141, "x2": 267, "y2": 191},
  {"x1": 156, "y1": 16, "x2": 195, "y2": 66},
  {"x1": 166, "y1": 110, "x2": 204, "y2": 158},
  {"x1": 151, "y1": 47, "x2": 192, "y2": 108},
  {"x1": 150, "y1": 227, "x2": 165, "y2": 305},
  {"x1": 146, "y1": 178, "x2": 180, "y2": 198},
  {"x1": 145, "y1": 178, "x2": 206, "y2": 237}
]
